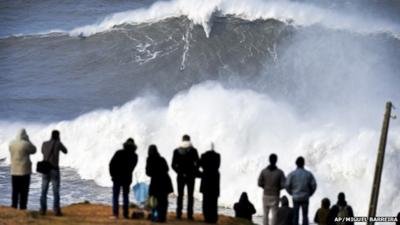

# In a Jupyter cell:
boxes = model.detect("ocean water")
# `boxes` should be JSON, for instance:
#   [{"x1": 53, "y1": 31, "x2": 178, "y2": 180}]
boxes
[{"x1": 1, "y1": 0, "x2": 400, "y2": 220}]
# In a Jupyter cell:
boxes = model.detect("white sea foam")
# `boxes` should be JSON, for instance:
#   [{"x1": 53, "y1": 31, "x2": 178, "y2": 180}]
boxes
[
  {"x1": 0, "y1": 82, "x2": 399, "y2": 216},
  {"x1": 69, "y1": 0, "x2": 400, "y2": 38}
]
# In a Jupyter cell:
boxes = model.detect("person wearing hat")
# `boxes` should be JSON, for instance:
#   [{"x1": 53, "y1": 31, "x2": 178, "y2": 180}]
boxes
[{"x1": 109, "y1": 138, "x2": 138, "y2": 219}]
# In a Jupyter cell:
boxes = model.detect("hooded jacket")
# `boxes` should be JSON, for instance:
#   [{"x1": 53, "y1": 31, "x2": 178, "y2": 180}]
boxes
[
  {"x1": 285, "y1": 167, "x2": 317, "y2": 202},
  {"x1": 9, "y1": 129, "x2": 36, "y2": 175},
  {"x1": 234, "y1": 193, "x2": 256, "y2": 221},
  {"x1": 109, "y1": 141, "x2": 138, "y2": 184},
  {"x1": 171, "y1": 141, "x2": 199, "y2": 178}
]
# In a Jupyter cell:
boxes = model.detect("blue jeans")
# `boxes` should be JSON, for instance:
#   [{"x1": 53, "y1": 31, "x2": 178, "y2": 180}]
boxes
[
  {"x1": 112, "y1": 182, "x2": 130, "y2": 218},
  {"x1": 293, "y1": 200, "x2": 309, "y2": 225},
  {"x1": 40, "y1": 169, "x2": 60, "y2": 213}
]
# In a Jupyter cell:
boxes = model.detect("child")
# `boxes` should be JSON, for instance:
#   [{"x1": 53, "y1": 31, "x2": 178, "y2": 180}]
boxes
[
  {"x1": 314, "y1": 198, "x2": 331, "y2": 225},
  {"x1": 277, "y1": 196, "x2": 294, "y2": 225}
]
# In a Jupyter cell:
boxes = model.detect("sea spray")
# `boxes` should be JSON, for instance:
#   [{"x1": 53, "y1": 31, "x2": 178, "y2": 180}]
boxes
[{"x1": 0, "y1": 83, "x2": 399, "y2": 216}]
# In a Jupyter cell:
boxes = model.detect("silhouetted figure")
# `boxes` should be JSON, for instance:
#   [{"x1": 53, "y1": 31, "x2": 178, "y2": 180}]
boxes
[
  {"x1": 234, "y1": 192, "x2": 257, "y2": 222},
  {"x1": 172, "y1": 134, "x2": 199, "y2": 220},
  {"x1": 40, "y1": 130, "x2": 68, "y2": 216},
  {"x1": 277, "y1": 196, "x2": 294, "y2": 225},
  {"x1": 285, "y1": 156, "x2": 317, "y2": 225},
  {"x1": 199, "y1": 143, "x2": 220, "y2": 223},
  {"x1": 258, "y1": 153, "x2": 286, "y2": 225},
  {"x1": 109, "y1": 138, "x2": 138, "y2": 219},
  {"x1": 397, "y1": 212, "x2": 400, "y2": 225},
  {"x1": 9, "y1": 129, "x2": 36, "y2": 210},
  {"x1": 327, "y1": 193, "x2": 354, "y2": 225},
  {"x1": 396, "y1": 212, "x2": 400, "y2": 225},
  {"x1": 146, "y1": 145, "x2": 173, "y2": 222},
  {"x1": 314, "y1": 198, "x2": 331, "y2": 225}
]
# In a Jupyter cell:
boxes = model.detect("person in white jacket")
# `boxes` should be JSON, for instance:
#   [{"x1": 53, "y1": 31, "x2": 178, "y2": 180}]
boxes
[{"x1": 9, "y1": 128, "x2": 36, "y2": 209}]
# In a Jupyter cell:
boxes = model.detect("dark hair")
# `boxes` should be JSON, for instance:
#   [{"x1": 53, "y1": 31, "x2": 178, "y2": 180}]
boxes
[
  {"x1": 280, "y1": 195, "x2": 289, "y2": 206},
  {"x1": 295, "y1": 156, "x2": 305, "y2": 168},
  {"x1": 322, "y1": 198, "x2": 331, "y2": 209},
  {"x1": 269, "y1": 153, "x2": 277, "y2": 165},
  {"x1": 338, "y1": 192, "x2": 345, "y2": 202},
  {"x1": 239, "y1": 192, "x2": 249, "y2": 202},
  {"x1": 51, "y1": 130, "x2": 60, "y2": 141},
  {"x1": 182, "y1": 134, "x2": 190, "y2": 141},
  {"x1": 148, "y1": 144, "x2": 159, "y2": 157}
]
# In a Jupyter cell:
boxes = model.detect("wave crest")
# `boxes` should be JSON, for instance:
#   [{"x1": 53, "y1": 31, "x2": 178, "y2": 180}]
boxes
[{"x1": 69, "y1": 0, "x2": 400, "y2": 38}]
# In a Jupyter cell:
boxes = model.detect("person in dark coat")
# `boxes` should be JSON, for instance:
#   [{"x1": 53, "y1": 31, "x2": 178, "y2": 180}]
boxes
[
  {"x1": 396, "y1": 212, "x2": 400, "y2": 225},
  {"x1": 199, "y1": 143, "x2": 220, "y2": 223},
  {"x1": 277, "y1": 196, "x2": 294, "y2": 225},
  {"x1": 314, "y1": 198, "x2": 331, "y2": 225},
  {"x1": 146, "y1": 145, "x2": 173, "y2": 222},
  {"x1": 234, "y1": 192, "x2": 257, "y2": 222},
  {"x1": 109, "y1": 138, "x2": 138, "y2": 219},
  {"x1": 171, "y1": 134, "x2": 199, "y2": 220},
  {"x1": 397, "y1": 212, "x2": 400, "y2": 225},
  {"x1": 327, "y1": 193, "x2": 354, "y2": 225}
]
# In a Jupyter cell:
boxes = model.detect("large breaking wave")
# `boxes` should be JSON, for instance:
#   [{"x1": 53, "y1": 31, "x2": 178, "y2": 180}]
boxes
[
  {"x1": 0, "y1": 83, "x2": 399, "y2": 216},
  {"x1": 69, "y1": 0, "x2": 400, "y2": 38},
  {"x1": 1, "y1": 0, "x2": 400, "y2": 218}
]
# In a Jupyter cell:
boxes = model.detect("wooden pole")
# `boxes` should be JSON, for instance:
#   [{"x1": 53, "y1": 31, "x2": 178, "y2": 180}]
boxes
[{"x1": 367, "y1": 101, "x2": 392, "y2": 225}]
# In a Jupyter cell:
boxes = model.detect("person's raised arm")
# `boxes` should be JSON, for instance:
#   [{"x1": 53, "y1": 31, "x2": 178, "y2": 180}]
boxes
[
  {"x1": 59, "y1": 142, "x2": 67, "y2": 154},
  {"x1": 28, "y1": 142, "x2": 36, "y2": 154}
]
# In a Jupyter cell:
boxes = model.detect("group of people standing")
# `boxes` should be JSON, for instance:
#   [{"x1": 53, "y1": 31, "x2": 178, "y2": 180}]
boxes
[
  {"x1": 8, "y1": 129, "x2": 398, "y2": 225},
  {"x1": 257, "y1": 154, "x2": 316, "y2": 225},
  {"x1": 255, "y1": 153, "x2": 357, "y2": 225},
  {"x1": 9, "y1": 129, "x2": 68, "y2": 216},
  {"x1": 109, "y1": 134, "x2": 220, "y2": 223}
]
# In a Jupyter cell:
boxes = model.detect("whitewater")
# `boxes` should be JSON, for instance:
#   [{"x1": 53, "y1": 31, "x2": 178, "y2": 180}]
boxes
[{"x1": 1, "y1": 0, "x2": 400, "y2": 219}]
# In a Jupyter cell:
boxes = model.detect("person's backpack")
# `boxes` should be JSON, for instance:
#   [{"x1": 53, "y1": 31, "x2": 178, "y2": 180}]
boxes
[{"x1": 337, "y1": 206, "x2": 349, "y2": 225}]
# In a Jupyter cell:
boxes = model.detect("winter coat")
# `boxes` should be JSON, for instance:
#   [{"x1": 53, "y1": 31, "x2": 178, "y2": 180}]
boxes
[
  {"x1": 9, "y1": 129, "x2": 36, "y2": 175},
  {"x1": 109, "y1": 145, "x2": 138, "y2": 184},
  {"x1": 234, "y1": 196, "x2": 256, "y2": 222},
  {"x1": 327, "y1": 202, "x2": 354, "y2": 225},
  {"x1": 285, "y1": 167, "x2": 317, "y2": 202},
  {"x1": 41, "y1": 140, "x2": 67, "y2": 169},
  {"x1": 171, "y1": 141, "x2": 199, "y2": 178},
  {"x1": 146, "y1": 155, "x2": 173, "y2": 197},
  {"x1": 199, "y1": 150, "x2": 220, "y2": 196},
  {"x1": 258, "y1": 165, "x2": 285, "y2": 196}
]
